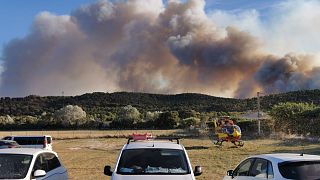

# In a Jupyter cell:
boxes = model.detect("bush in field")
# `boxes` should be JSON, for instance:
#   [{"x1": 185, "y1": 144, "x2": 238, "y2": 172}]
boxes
[
  {"x1": 14, "y1": 116, "x2": 39, "y2": 126},
  {"x1": 88, "y1": 112, "x2": 115, "y2": 128},
  {"x1": 297, "y1": 107, "x2": 320, "y2": 135},
  {"x1": 118, "y1": 105, "x2": 141, "y2": 121},
  {"x1": 37, "y1": 112, "x2": 56, "y2": 127},
  {"x1": 111, "y1": 105, "x2": 141, "y2": 128},
  {"x1": 237, "y1": 119, "x2": 275, "y2": 135},
  {"x1": 0, "y1": 115, "x2": 14, "y2": 126},
  {"x1": 180, "y1": 117, "x2": 201, "y2": 128},
  {"x1": 134, "y1": 111, "x2": 161, "y2": 128},
  {"x1": 145, "y1": 111, "x2": 161, "y2": 121},
  {"x1": 178, "y1": 110, "x2": 200, "y2": 119},
  {"x1": 99, "y1": 112, "x2": 116, "y2": 122},
  {"x1": 154, "y1": 111, "x2": 180, "y2": 129},
  {"x1": 54, "y1": 105, "x2": 87, "y2": 127},
  {"x1": 270, "y1": 102, "x2": 315, "y2": 134}
]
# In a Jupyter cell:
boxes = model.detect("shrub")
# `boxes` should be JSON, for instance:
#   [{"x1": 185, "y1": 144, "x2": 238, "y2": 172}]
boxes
[
  {"x1": 54, "y1": 105, "x2": 87, "y2": 127},
  {"x1": 111, "y1": 105, "x2": 141, "y2": 129},
  {"x1": 154, "y1": 111, "x2": 180, "y2": 129},
  {"x1": 270, "y1": 102, "x2": 317, "y2": 135},
  {"x1": 180, "y1": 117, "x2": 201, "y2": 128}
]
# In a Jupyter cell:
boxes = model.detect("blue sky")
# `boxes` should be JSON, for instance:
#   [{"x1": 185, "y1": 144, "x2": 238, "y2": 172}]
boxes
[
  {"x1": 205, "y1": 0, "x2": 279, "y2": 19},
  {"x1": 0, "y1": 0, "x2": 94, "y2": 57},
  {"x1": 206, "y1": 0, "x2": 279, "y2": 11},
  {"x1": 0, "y1": 0, "x2": 279, "y2": 58}
]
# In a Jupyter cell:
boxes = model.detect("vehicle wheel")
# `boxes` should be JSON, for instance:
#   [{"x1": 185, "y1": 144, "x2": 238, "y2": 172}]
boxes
[{"x1": 214, "y1": 140, "x2": 223, "y2": 146}]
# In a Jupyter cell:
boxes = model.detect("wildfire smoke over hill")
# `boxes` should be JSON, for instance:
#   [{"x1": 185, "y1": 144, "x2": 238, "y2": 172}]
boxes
[{"x1": 1, "y1": 0, "x2": 320, "y2": 98}]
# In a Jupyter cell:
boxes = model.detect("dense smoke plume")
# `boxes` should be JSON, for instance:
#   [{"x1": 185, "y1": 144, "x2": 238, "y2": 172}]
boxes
[{"x1": 1, "y1": 0, "x2": 320, "y2": 98}]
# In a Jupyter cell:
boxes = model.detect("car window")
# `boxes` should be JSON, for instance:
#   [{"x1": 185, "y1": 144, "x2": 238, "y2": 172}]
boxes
[
  {"x1": 46, "y1": 137, "x2": 52, "y2": 144},
  {"x1": 3, "y1": 136, "x2": 12, "y2": 140},
  {"x1": 14, "y1": 137, "x2": 44, "y2": 145},
  {"x1": 45, "y1": 153, "x2": 61, "y2": 171},
  {"x1": 249, "y1": 158, "x2": 268, "y2": 178},
  {"x1": 278, "y1": 161, "x2": 320, "y2": 180},
  {"x1": 33, "y1": 154, "x2": 48, "y2": 172},
  {"x1": 233, "y1": 158, "x2": 255, "y2": 176},
  {"x1": 33, "y1": 153, "x2": 61, "y2": 173},
  {"x1": 0, "y1": 154, "x2": 32, "y2": 179},
  {"x1": 0, "y1": 141, "x2": 18, "y2": 146},
  {"x1": 117, "y1": 148, "x2": 190, "y2": 175}
]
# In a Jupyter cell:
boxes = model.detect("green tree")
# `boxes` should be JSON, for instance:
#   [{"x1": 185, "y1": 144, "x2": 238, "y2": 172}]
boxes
[
  {"x1": 154, "y1": 111, "x2": 180, "y2": 129},
  {"x1": 38, "y1": 112, "x2": 55, "y2": 127},
  {"x1": 54, "y1": 105, "x2": 87, "y2": 127},
  {"x1": 270, "y1": 102, "x2": 315, "y2": 134},
  {"x1": 145, "y1": 111, "x2": 161, "y2": 122},
  {"x1": 111, "y1": 105, "x2": 141, "y2": 128},
  {"x1": 178, "y1": 110, "x2": 200, "y2": 119},
  {"x1": 180, "y1": 117, "x2": 200, "y2": 128},
  {"x1": 0, "y1": 115, "x2": 14, "y2": 126}
]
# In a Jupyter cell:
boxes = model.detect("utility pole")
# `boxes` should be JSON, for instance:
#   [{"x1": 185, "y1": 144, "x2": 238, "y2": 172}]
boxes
[
  {"x1": 257, "y1": 91, "x2": 261, "y2": 136},
  {"x1": 62, "y1": 91, "x2": 65, "y2": 107}
]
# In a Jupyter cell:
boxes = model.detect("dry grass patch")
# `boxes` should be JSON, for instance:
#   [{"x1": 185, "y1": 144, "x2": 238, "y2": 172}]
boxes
[{"x1": 0, "y1": 129, "x2": 181, "y2": 139}]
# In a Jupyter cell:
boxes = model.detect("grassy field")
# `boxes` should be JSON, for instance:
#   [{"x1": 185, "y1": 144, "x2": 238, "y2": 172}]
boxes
[
  {"x1": 52, "y1": 137, "x2": 320, "y2": 180},
  {"x1": 0, "y1": 130, "x2": 181, "y2": 139},
  {"x1": 1, "y1": 130, "x2": 319, "y2": 179}
]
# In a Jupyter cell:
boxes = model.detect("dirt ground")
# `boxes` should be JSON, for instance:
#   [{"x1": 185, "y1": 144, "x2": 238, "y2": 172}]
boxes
[{"x1": 53, "y1": 137, "x2": 320, "y2": 180}]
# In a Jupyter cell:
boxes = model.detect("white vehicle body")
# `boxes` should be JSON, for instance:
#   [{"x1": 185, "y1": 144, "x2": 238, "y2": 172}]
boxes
[
  {"x1": 0, "y1": 148, "x2": 68, "y2": 180},
  {"x1": 104, "y1": 137, "x2": 202, "y2": 180},
  {"x1": 3, "y1": 135, "x2": 53, "y2": 150},
  {"x1": 223, "y1": 153, "x2": 320, "y2": 180}
]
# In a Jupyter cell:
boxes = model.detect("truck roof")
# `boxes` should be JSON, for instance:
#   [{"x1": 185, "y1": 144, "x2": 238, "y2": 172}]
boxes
[{"x1": 124, "y1": 140, "x2": 184, "y2": 150}]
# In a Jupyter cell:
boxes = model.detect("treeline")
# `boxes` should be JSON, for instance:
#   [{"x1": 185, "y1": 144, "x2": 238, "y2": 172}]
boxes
[
  {"x1": 1, "y1": 89, "x2": 320, "y2": 116},
  {"x1": 1, "y1": 101, "x2": 319, "y2": 136},
  {"x1": 0, "y1": 92, "x2": 245, "y2": 116},
  {"x1": 0, "y1": 104, "x2": 237, "y2": 130}
]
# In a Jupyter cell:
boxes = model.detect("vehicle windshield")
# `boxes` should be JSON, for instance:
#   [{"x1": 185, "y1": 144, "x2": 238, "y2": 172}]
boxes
[
  {"x1": 14, "y1": 137, "x2": 44, "y2": 145},
  {"x1": 278, "y1": 161, "x2": 320, "y2": 180},
  {"x1": 0, "y1": 154, "x2": 33, "y2": 179},
  {"x1": 0, "y1": 141, "x2": 19, "y2": 146},
  {"x1": 117, "y1": 148, "x2": 190, "y2": 175}
]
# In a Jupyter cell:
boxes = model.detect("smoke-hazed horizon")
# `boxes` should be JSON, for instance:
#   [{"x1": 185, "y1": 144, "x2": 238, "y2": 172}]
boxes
[{"x1": 1, "y1": 0, "x2": 320, "y2": 98}]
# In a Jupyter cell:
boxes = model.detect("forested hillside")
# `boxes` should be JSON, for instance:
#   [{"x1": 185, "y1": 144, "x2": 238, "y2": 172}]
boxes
[{"x1": 0, "y1": 89, "x2": 320, "y2": 116}]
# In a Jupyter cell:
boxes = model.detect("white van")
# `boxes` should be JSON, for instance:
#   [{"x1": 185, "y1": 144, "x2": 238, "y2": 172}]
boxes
[{"x1": 2, "y1": 135, "x2": 53, "y2": 150}]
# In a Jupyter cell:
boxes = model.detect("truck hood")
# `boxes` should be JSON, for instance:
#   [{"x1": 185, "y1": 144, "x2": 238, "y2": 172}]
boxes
[{"x1": 112, "y1": 174, "x2": 194, "y2": 180}]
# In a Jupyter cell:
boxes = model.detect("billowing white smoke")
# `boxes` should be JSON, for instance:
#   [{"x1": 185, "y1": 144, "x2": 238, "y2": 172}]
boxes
[{"x1": 1, "y1": 0, "x2": 320, "y2": 98}]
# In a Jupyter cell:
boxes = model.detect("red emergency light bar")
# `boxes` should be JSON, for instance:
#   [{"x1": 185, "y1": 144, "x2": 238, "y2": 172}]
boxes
[{"x1": 131, "y1": 133, "x2": 153, "y2": 141}]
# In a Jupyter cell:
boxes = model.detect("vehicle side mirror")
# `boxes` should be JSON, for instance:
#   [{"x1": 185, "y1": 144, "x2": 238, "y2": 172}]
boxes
[
  {"x1": 104, "y1": 165, "x2": 113, "y2": 176},
  {"x1": 227, "y1": 170, "x2": 234, "y2": 176},
  {"x1": 194, "y1": 166, "x2": 202, "y2": 176},
  {"x1": 33, "y1": 170, "x2": 46, "y2": 178}
]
